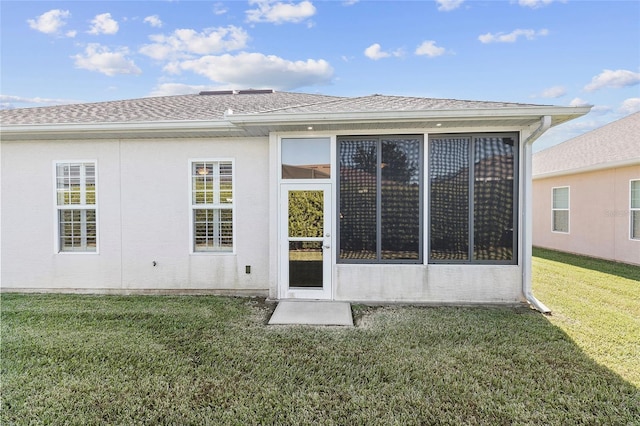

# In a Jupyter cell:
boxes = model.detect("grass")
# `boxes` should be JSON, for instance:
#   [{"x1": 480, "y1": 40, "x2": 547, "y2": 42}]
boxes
[
  {"x1": 1, "y1": 250, "x2": 638, "y2": 425},
  {"x1": 532, "y1": 247, "x2": 640, "y2": 387}
]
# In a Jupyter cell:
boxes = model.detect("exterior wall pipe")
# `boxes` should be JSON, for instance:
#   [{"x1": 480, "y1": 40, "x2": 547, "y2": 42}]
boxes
[{"x1": 522, "y1": 115, "x2": 552, "y2": 314}]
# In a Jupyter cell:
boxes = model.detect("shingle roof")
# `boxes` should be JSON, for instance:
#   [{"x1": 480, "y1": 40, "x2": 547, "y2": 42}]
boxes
[
  {"x1": 266, "y1": 94, "x2": 545, "y2": 114},
  {"x1": 532, "y1": 112, "x2": 640, "y2": 177},
  {"x1": 0, "y1": 91, "x2": 342, "y2": 125},
  {"x1": 0, "y1": 90, "x2": 546, "y2": 126}
]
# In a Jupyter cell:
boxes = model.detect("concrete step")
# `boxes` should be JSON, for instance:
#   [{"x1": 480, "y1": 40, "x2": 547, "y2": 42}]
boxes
[{"x1": 268, "y1": 300, "x2": 353, "y2": 326}]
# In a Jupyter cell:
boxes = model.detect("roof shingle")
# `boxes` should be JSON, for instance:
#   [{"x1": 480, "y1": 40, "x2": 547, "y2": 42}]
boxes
[
  {"x1": 0, "y1": 91, "x2": 549, "y2": 126},
  {"x1": 532, "y1": 112, "x2": 640, "y2": 177}
]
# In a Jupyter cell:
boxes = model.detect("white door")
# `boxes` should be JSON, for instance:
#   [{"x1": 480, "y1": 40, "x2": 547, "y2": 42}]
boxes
[{"x1": 280, "y1": 183, "x2": 332, "y2": 299}]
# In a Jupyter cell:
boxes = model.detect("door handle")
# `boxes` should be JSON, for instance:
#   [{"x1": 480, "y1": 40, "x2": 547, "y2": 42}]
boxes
[{"x1": 323, "y1": 245, "x2": 330, "y2": 249}]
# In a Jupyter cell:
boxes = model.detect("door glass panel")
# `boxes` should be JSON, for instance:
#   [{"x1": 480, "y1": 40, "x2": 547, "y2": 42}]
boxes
[
  {"x1": 288, "y1": 190, "x2": 324, "y2": 238},
  {"x1": 289, "y1": 241, "x2": 323, "y2": 288},
  {"x1": 282, "y1": 138, "x2": 331, "y2": 179}
]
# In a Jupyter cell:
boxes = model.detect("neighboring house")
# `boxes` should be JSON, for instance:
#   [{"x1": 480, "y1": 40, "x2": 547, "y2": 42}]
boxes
[
  {"x1": 0, "y1": 90, "x2": 590, "y2": 310},
  {"x1": 532, "y1": 112, "x2": 640, "y2": 265}
]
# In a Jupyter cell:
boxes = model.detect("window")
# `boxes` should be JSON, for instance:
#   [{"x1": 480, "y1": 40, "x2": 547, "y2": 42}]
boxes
[
  {"x1": 429, "y1": 134, "x2": 518, "y2": 263},
  {"x1": 190, "y1": 160, "x2": 234, "y2": 252},
  {"x1": 55, "y1": 162, "x2": 97, "y2": 252},
  {"x1": 631, "y1": 180, "x2": 640, "y2": 240},
  {"x1": 281, "y1": 138, "x2": 331, "y2": 179},
  {"x1": 552, "y1": 187, "x2": 570, "y2": 233},
  {"x1": 338, "y1": 136, "x2": 422, "y2": 263}
]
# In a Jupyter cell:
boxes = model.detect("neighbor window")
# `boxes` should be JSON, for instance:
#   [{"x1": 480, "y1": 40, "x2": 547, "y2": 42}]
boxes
[
  {"x1": 631, "y1": 180, "x2": 640, "y2": 240},
  {"x1": 190, "y1": 160, "x2": 234, "y2": 252},
  {"x1": 552, "y1": 186, "x2": 570, "y2": 233},
  {"x1": 429, "y1": 134, "x2": 518, "y2": 263},
  {"x1": 55, "y1": 162, "x2": 97, "y2": 252},
  {"x1": 338, "y1": 135, "x2": 422, "y2": 263}
]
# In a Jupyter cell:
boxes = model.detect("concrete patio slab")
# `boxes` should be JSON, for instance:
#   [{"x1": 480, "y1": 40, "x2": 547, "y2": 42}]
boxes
[{"x1": 268, "y1": 300, "x2": 353, "y2": 326}]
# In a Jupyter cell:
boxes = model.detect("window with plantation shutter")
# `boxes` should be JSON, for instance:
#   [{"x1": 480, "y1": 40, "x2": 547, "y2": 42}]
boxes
[
  {"x1": 190, "y1": 160, "x2": 234, "y2": 252},
  {"x1": 55, "y1": 162, "x2": 97, "y2": 252}
]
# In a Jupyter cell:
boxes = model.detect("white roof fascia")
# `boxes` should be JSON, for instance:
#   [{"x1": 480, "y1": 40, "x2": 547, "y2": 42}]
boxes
[
  {"x1": 533, "y1": 157, "x2": 640, "y2": 180},
  {"x1": 227, "y1": 106, "x2": 592, "y2": 126},
  {"x1": 0, "y1": 120, "x2": 238, "y2": 138}
]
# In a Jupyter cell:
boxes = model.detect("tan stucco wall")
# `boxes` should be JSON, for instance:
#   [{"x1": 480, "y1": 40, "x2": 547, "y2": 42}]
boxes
[{"x1": 532, "y1": 165, "x2": 640, "y2": 265}]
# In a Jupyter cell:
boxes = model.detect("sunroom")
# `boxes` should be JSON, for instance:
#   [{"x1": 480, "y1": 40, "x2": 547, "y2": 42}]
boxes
[{"x1": 272, "y1": 130, "x2": 521, "y2": 304}]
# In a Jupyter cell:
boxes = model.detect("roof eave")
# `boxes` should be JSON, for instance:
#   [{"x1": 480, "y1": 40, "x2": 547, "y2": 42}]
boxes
[
  {"x1": 226, "y1": 106, "x2": 592, "y2": 127},
  {"x1": 0, "y1": 120, "x2": 239, "y2": 139},
  {"x1": 533, "y1": 157, "x2": 640, "y2": 179}
]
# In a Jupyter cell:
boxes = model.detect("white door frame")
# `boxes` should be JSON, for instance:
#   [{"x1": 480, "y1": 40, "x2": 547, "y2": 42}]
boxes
[{"x1": 279, "y1": 183, "x2": 332, "y2": 300}]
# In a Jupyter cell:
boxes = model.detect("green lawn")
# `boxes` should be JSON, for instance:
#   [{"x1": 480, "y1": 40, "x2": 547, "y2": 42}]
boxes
[
  {"x1": 2, "y1": 250, "x2": 639, "y2": 425},
  {"x1": 532, "y1": 247, "x2": 640, "y2": 387}
]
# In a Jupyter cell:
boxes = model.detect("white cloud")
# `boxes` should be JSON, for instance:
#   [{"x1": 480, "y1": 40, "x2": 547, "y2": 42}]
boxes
[
  {"x1": 436, "y1": 0, "x2": 464, "y2": 11},
  {"x1": 66, "y1": 30, "x2": 77, "y2": 38},
  {"x1": 72, "y1": 44, "x2": 141, "y2": 76},
  {"x1": 478, "y1": 28, "x2": 548, "y2": 43},
  {"x1": 140, "y1": 26, "x2": 249, "y2": 61},
  {"x1": 213, "y1": 3, "x2": 229, "y2": 15},
  {"x1": 536, "y1": 86, "x2": 566, "y2": 98},
  {"x1": 0, "y1": 94, "x2": 80, "y2": 109},
  {"x1": 364, "y1": 43, "x2": 404, "y2": 60},
  {"x1": 569, "y1": 97, "x2": 589, "y2": 107},
  {"x1": 177, "y1": 52, "x2": 333, "y2": 90},
  {"x1": 364, "y1": 43, "x2": 389, "y2": 60},
  {"x1": 143, "y1": 15, "x2": 163, "y2": 28},
  {"x1": 518, "y1": 0, "x2": 563, "y2": 9},
  {"x1": 620, "y1": 98, "x2": 640, "y2": 114},
  {"x1": 27, "y1": 9, "x2": 71, "y2": 35},
  {"x1": 246, "y1": 0, "x2": 316, "y2": 24},
  {"x1": 415, "y1": 40, "x2": 446, "y2": 57},
  {"x1": 584, "y1": 69, "x2": 640, "y2": 92},
  {"x1": 88, "y1": 13, "x2": 119, "y2": 35},
  {"x1": 343, "y1": 0, "x2": 359, "y2": 5},
  {"x1": 591, "y1": 104, "x2": 612, "y2": 114}
]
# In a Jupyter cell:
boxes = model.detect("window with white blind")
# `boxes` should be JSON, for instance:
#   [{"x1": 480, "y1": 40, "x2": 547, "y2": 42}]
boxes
[
  {"x1": 552, "y1": 187, "x2": 569, "y2": 233},
  {"x1": 190, "y1": 160, "x2": 234, "y2": 253},
  {"x1": 631, "y1": 180, "x2": 640, "y2": 240},
  {"x1": 55, "y1": 162, "x2": 97, "y2": 252}
]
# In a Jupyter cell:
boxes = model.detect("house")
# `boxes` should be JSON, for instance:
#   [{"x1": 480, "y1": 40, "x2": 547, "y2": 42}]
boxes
[
  {"x1": 532, "y1": 112, "x2": 640, "y2": 265},
  {"x1": 0, "y1": 90, "x2": 590, "y2": 311}
]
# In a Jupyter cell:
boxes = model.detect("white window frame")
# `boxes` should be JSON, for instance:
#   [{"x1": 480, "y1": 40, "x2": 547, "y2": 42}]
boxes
[
  {"x1": 631, "y1": 179, "x2": 640, "y2": 241},
  {"x1": 189, "y1": 159, "x2": 236, "y2": 254},
  {"x1": 552, "y1": 186, "x2": 570, "y2": 234},
  {"x1": 53, "y1": 161, "x2": 98, "y2": 254}
]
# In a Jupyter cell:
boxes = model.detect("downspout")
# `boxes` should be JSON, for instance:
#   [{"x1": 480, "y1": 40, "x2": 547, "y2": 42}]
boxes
[{"x1": 522, "y1": 116, "x2": 552, "y2": 314}]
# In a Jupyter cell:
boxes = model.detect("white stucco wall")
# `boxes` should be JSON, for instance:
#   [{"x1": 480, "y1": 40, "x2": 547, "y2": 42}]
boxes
[
  {"x1": 2, "y1": 129, "x2": 530, "y2": 304},
  {"x1": 335, "y1": 264, "x2": 523, "y2": 304},
  {"x1": 0, "y1": 137, "x2": 271, "y2": 293}
]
